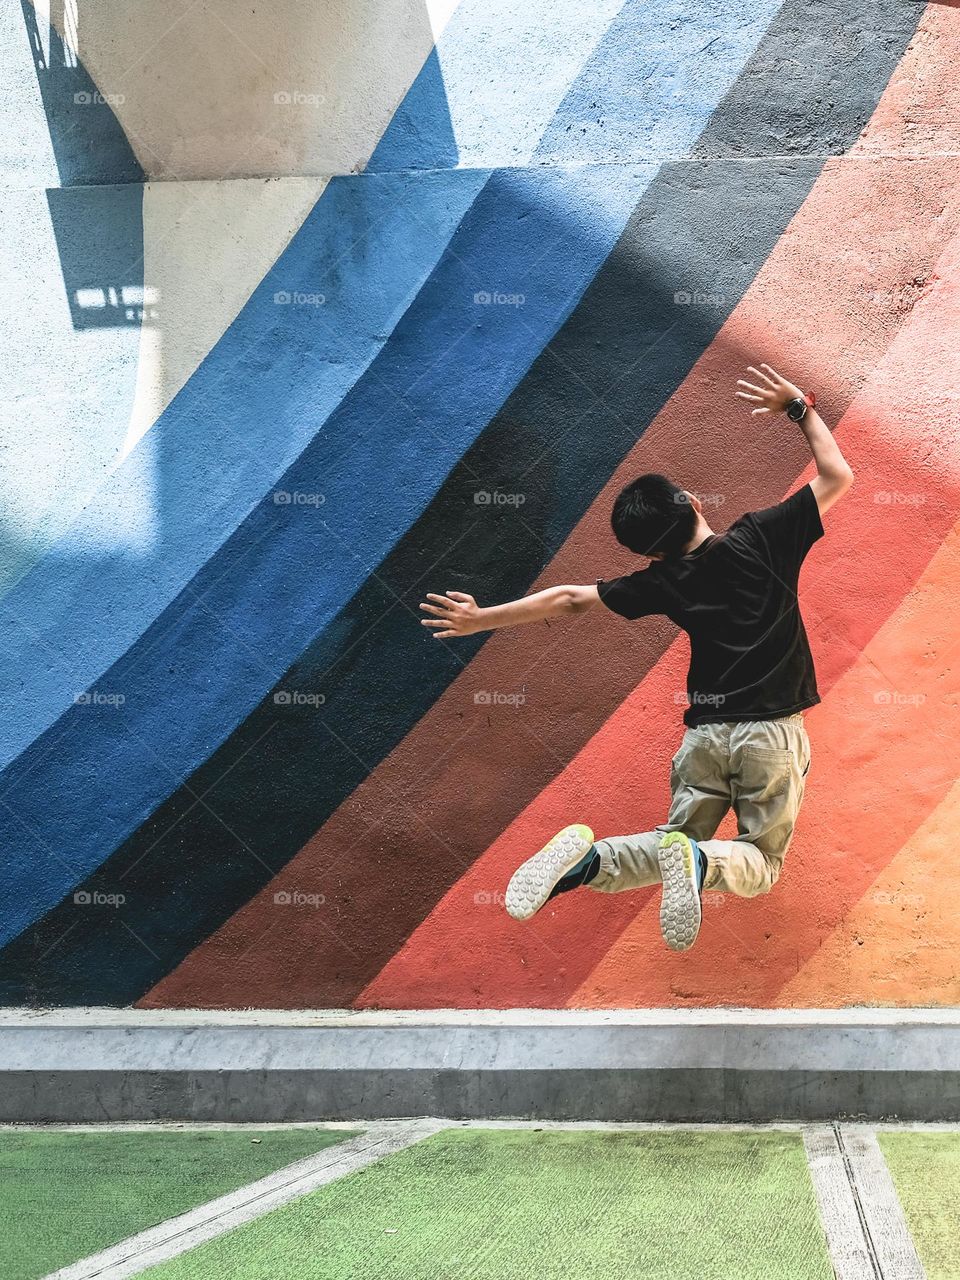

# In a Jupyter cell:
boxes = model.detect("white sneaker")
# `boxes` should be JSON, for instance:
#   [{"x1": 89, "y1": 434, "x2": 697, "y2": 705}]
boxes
[
  {"x1": 657, "y1": 831, "x2": 703, "y2": 951},
  {"x1": 504, "y1": 824, "x2": 595, "y2": 921}
]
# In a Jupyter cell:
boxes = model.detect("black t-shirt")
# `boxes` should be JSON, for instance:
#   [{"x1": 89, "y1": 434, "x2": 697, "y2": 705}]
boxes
[{"x1": 598, "y1": 483, "x2": 824, "y2": 727}]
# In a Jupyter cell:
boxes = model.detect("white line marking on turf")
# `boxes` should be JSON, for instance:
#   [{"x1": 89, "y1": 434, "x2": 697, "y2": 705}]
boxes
[
  {"x1": 43, "y1": 1120, "x2": 447, "y2": 1280},
  {"x1": 803, "y1": 1127, "x2": 877, "y2": 1280},
  {"x1": 838, "y1": 1128, "x2": 926, "y2": 1280}
]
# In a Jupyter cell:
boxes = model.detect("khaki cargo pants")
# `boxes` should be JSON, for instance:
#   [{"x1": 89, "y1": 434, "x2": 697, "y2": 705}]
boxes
[{"x1": 590, "y1": 713, "x2": 811, "y2": 898}]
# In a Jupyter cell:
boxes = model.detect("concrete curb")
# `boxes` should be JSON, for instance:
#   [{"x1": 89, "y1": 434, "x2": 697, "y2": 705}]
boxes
[{"x1": 4, "y1": 1008, "x2": 960, "y2": 1122}]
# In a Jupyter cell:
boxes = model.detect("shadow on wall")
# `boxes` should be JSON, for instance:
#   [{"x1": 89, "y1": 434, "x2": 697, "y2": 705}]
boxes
[
  {"x1": 0, "y1": 0, "x2": 936, "y2": 1009},
  {"x1": 0, "y1": 226, "x2": 840, "y2": 1009},
  {"x1": 3, "y1": 0, "x2": 455, "y2": 588},
  {"x1": 46, "y1": 185, "x2": 146, "y2": 329},
  {"x1": 20, "y1": 0, "x2": 143, "y2": 187},
  {"x1": 22, "y1": 1, "x2": 146, "y2": 329}
]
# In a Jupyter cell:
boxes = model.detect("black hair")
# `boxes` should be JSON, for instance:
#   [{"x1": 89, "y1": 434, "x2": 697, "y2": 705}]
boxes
[{"x1": 610, "y1": 473, "x2": 696, "y2": 558}]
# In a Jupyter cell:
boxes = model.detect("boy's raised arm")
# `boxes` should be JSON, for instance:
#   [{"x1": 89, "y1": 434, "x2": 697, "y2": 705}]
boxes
[
  {"x1": 735, "y1": 363, "x2": 854, "y2": 515},
  {"x1": 420, "y1": 584, "x2": 600, "y2": 638}
]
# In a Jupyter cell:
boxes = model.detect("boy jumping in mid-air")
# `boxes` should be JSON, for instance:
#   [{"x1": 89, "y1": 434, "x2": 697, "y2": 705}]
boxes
[{"x1": 420, "y1": 365, "x2": 853, "y2": 952}]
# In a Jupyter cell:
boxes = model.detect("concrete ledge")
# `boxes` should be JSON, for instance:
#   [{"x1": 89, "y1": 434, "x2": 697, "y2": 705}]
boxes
[{"x1": 3, "y1": 1008, "x2": 960, "y2": 1122}]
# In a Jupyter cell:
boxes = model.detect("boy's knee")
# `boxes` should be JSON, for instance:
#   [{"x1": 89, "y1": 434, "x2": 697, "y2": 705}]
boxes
[
  {"x1": 749, "y1": 873, "x2": 778, "y2": 897},
  {"x1": 703, "y1": 849, "x2": 782, "y2": 897},
  {"x1": 750, "y1": 857, "x2": 782, "y2": 896}
]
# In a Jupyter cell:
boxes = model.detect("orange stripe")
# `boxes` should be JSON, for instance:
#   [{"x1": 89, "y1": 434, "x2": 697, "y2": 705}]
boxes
[{"x1": 776, "y1": 775, "x2": 960, "y2": 1007}]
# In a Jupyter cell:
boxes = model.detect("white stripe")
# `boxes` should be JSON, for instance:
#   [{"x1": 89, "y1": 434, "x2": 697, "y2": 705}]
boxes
[
  {"x1": 840, "y1": 1128, "x2": 926, "y2": 1280},
  {"x1": 424, "y1": 0, "x2": 462, "y2": 42},
  {"x1": 803, "y1": 1126, "x2": 876, "y2": 1280},
  {"x1": 44, "y1": 1120, "x2": 446, "y2": 1280}
]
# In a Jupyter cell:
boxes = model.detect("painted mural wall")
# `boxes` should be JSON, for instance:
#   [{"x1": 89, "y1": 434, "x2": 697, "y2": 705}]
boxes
[{"x1": 1, "y1": 0, "x2": 958, "y2": 1010}]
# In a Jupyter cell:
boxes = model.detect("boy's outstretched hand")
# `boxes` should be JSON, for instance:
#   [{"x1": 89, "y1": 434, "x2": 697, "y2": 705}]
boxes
[
  {"x1": 419, "y1": 591, "x2": 482, "y2": 638},
  {"x1": 735, "y1": 363, "x2": 804, "y2": 415}
]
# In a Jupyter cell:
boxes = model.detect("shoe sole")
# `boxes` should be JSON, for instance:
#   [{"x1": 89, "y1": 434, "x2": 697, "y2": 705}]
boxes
[
  {"x1": 505, "y1": 824, "x2": 595, "y2": 921},
  {"x1": 657, "y1": 831, "x2": 702, "y2": 951}
]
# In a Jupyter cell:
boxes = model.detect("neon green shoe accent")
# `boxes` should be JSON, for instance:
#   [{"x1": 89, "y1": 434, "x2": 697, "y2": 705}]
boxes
[{"x1": 568, "y1": 823, "x2": 594, "y2": 846}]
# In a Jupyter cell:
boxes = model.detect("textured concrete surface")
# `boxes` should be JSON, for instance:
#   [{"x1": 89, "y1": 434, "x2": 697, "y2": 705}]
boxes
[
  {"x1": 47, "y1": 1123, "x2": 436, "y2": 1280},
  {"x1": 25, "y1": 0, "x2": 446, "y2": 180},
  {"x1": 5, "y1": 1121, "x2": 950, "y2": 1280}
]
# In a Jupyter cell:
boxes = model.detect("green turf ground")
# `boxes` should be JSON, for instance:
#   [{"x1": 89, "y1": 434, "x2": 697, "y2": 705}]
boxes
[
  {"x1": 0, "y1": 1126, "x2": 357, "y2": 1280},
  {"x1": 878, "y1": 1132, "x2": 960, "y2": 1280},
  {"x1": 144, "y1": 1128, "x2": 833, "y2": 1280}
]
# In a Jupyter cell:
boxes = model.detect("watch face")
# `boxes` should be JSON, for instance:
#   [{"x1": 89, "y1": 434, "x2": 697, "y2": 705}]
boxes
[{"x1": 787, "y1": 398, "x2": 806, "y2": 421}]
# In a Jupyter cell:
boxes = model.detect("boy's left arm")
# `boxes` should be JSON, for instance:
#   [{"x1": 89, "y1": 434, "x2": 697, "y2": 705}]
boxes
[
  {"x1": 420, "y1": 583, "x2": 600, "y2": 638},
  {"x1": 735, "y1": 363, "x2": 854, "y2": 515}
]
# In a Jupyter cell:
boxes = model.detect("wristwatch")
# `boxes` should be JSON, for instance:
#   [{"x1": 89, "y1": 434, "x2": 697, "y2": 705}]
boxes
[{"x1": 786, "y1": 391, "x2": 816, "y2": 422}]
